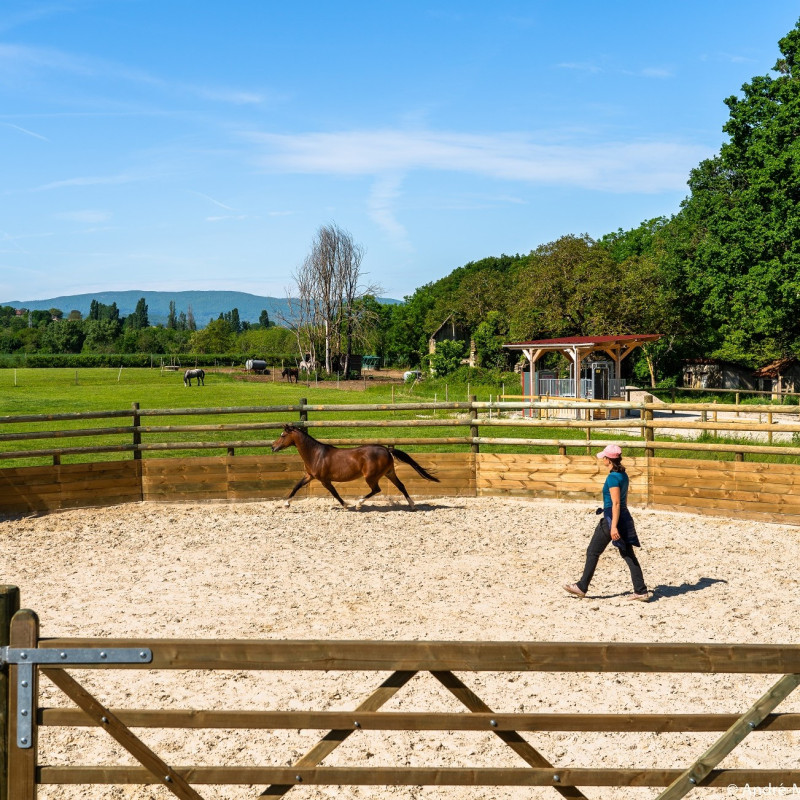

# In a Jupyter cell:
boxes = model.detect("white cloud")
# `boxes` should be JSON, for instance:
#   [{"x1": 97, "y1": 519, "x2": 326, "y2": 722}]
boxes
[
  {"x1": 245, "y1": 128, "x2": 709, "y2": 193},
  {"x1": 196, "y1": 87, "x2": 265, "y2": 105},
  {"x1": 557, "y1": 61, "x2": 602, "y2": 74},
  {"x1": 639, "y1": 67, "x2": 673, "y2": 79},
  {"x1": 32, "y1": 173, "x2": 140, "y2": 191},
  {"x1": 367, "y1": 174, "x2": 412, "y2": 249},
  {"x1": 190, "y1": 191, "x2": 236, "y2": 211},
  {"x1": 54, "y1": 210, "x2": 112, "y2": 223},
  {"x1": 0, "y1": 43, "x2": 266, "y2": 106},
  {"x1": 1, "y1": 121, "x2": 49, "y2": 140}
]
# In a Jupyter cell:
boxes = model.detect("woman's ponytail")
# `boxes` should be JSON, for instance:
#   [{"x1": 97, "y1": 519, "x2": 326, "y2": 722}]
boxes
[{"x1": 608, "y1": 456, "x2": 626, "y2": 474}]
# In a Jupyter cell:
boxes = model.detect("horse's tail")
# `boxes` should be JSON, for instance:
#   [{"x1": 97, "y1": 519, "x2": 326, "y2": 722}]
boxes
[{"x1": 390, "y1": 448, "x2": 439, "y2": 482}]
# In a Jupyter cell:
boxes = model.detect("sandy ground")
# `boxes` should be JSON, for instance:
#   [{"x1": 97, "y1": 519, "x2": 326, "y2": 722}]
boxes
[{"x1": 2, "y1": 496, "x2": 799, "y2": 800}]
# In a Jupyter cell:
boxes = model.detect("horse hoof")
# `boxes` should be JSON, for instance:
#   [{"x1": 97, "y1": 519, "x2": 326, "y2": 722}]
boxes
[{"x1": 284, "y1": 501, "x2": 291, "y2": 508}]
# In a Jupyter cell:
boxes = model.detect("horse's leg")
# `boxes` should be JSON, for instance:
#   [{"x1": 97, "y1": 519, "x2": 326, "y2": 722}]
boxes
[
  {"x1": 386, "y1": 470, "x2": 415, "y2": 508},
  {"x1": 319, "y1": 479, "x2": 349, "y2": 508},
  {"x1": 354, "y1": 479, "x2": 382, "y2": 510},
  {"x1": 285, "y1": 473, "x2": 313, "y2": 507}
]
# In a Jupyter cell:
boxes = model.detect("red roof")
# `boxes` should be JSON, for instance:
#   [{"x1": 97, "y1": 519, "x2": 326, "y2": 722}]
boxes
[{"x1": 505, "y1": 334, "x2": 661, "y2": 347}]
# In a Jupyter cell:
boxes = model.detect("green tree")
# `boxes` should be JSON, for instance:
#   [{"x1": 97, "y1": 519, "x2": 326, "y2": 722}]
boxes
[
  {"x1": 167, "y1": 301, "x2": 177, "y2": 330},
  {"x1": 191, "y1": 317, "x2": 233, "y2": 353},
  {"x1": 510, "y1": 235, "x2": 617, "y2": 340},
  {"x1": 42, "y1": 319, "x2": 85, "y2": 353},
  {"x1": 259, "y1": 309, "x2": 271, "y2": 328},
  {"x1": 473, "y1": 310, "x2": 509, "y2": 369},
  {"x1": 82, "y1": 319, "x2": 121, "y2": 353},
  {"x1": 430, "y1": 339, "x2": 465, "y2": 376},
  {"x1": 676, "y1": 19, "x2": 800, "y2": 364}
]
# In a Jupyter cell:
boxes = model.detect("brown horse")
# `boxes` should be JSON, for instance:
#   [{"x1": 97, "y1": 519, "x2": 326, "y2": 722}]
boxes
[
  {"x1": 281, "y1": 367, "x2": 299, "y2": 383},
  {"x1": 271, "y1": 424, "x2": 439, "y2": 509}
]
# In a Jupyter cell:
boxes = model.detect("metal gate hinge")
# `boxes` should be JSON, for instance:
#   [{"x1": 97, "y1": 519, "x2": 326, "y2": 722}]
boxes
[{"x1": 0, "y1": 646, "x2": 152, "y2": 748}]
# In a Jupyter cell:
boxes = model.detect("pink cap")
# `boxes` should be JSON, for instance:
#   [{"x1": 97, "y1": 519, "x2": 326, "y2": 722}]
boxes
[{"x1": 596, "y1": 444, "x2": 622, "y2": 460}]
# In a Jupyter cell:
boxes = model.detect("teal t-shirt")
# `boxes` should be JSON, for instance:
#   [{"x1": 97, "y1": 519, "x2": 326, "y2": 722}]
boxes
[{"x1": 602, "y1": 470, "x2": 629, "y2": 508}]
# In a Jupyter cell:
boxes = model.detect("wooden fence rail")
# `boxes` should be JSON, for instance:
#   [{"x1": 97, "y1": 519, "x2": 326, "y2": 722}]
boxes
[
  {"x1": 1, "y1": 587, "x2": 799, "y2": 799},
  {"x1": 5, "y1": 399, "x2": 800, "y2": 524},
  {"x1": 4, "y1": 399, "x2": 800, "y2": 464}
]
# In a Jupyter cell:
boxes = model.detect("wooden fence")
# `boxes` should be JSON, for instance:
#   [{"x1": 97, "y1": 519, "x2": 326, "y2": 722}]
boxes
[
  {"x1": 1, "y1": 586, "x2": 799, "y2": 799},
  {"x1": 3, "y1": 399, "x2": 800, "y2": 524}
]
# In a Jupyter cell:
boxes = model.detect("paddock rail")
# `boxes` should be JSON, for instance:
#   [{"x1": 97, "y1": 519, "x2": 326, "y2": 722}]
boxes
[
  {"x1": 1, "y1": 587, "x2": 799, "y2": 799},
  {"x1": 4, "y1": 398, "x2": 800, "y2": 464}
]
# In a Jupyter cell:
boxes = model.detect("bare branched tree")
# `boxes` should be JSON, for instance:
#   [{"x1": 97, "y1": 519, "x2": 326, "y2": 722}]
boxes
[{"x1": 285, "y1": 223, "x2": 382, "y2": 376}]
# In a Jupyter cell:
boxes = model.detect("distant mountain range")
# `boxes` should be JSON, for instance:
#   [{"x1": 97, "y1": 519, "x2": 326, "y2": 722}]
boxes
[{"x1": 1, "y1": 290, "x2": 401, "y2": 327}]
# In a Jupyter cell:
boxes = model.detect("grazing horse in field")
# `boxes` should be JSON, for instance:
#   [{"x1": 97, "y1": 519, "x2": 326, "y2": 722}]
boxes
[
  {"x1": 184, "y1": 368, "x2": 205, "y2": 387},
  {"x1": 281, "y1": 367, "x2": 299, "y2": 383},
  {"x1": 271, "y1": 424, "x2": 439, "y2": 509}
]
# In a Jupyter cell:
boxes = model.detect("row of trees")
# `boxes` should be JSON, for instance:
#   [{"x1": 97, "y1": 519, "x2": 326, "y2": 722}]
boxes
[{"x1": 0, "y1": 299, "x2": 292, "y2": 359}]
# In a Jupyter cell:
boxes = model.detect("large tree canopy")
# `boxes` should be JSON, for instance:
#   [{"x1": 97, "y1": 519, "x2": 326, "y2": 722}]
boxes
[{"x1": 677, "y1": 19, "x2": 800, "y2": 364}]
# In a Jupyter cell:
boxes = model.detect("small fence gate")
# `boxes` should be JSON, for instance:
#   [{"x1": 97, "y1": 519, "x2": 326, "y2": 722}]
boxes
[{"x1": 2, "y1": 585, "x2": 800, "y2": 799}]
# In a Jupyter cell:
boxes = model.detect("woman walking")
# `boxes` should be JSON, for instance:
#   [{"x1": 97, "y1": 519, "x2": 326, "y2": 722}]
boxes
[{"x1": 563, "y1": 444, "x2": 649, "y2": 601}]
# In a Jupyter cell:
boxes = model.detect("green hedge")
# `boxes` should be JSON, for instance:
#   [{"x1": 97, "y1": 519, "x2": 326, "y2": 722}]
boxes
[{"x1": 0, "y1": 353, "x2": 297, "y2": 369}]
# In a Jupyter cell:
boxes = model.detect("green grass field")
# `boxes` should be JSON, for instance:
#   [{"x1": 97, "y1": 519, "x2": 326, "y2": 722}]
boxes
[
  {"x1": 2, "y1": 367, "x2": 798, "y2": 467},
  {"x1": 0, "y1": 367, "x2": 617, "y2": 466}
]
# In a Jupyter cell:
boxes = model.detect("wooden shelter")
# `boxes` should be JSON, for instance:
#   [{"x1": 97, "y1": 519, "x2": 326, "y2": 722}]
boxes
[
  {"x1": 504, "y1": 335, "x2": 661, "y2": 413},
  {"x1": 753, "y1": 357, "x2": 800, "y2": 399},
  {"x1": 682, "y1": 358, "x2": 754, "y2": 391}
]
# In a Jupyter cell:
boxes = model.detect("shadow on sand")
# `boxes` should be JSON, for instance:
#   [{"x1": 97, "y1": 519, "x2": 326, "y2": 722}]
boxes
[
  {"x1": 592, "y1": 577, "x2": 727, "y2": 602},
  {"x1": 350, "y1": 501, "x2": 441, "y2": 513}
]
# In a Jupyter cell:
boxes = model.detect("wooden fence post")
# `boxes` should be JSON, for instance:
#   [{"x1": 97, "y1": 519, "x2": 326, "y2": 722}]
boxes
[
  {"x1": 7, "y1": 609, "x2": 38, "y2": 800},
  {"x1": 644, "y1": 402, "x2": 654, "y2": 459},
  {"x1": 299, "y1": 398, "x2": 308, "y2": 426},
  {"x1": 0, "y1": 586, "x2": 20, "y2": 800},
  {"x1": 131, "y1": 402, "x2": 141, "y2": 461},
  {"x1": 469, "y1": 396, "x2": 479, "y2": 454}
]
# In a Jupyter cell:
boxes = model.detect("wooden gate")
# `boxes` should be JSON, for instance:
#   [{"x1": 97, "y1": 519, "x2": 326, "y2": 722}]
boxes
[{"x1": 2, "y1": 586, "x2": 800, "y2": 799}]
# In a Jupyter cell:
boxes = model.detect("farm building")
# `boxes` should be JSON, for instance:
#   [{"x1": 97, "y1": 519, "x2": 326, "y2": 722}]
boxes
[
  {"x1": 681, "y1": 358, "x2": 754, "y2": 390},
  {"x1": 752, "y1": 357, "x2": 800, "y2": 399},
  {"x1": 429, "y1": 316, "x2": 475, "y2": 367},
  {"x1": 503, "y1": 334, "x2": 661, "y2": 417}
]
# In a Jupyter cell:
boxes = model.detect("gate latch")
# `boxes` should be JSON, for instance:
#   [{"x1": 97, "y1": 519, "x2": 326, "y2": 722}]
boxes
[{"x1": 0, "y1": 646, "x2": 153, "y2": 748}]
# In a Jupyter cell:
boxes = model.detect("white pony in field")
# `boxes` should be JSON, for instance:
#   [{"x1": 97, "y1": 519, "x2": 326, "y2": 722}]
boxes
[
  {"x1": 183, "y1": 368, "x2": 205, "y2": 387},
  {"x1": 299, "y1": 357, "x2": 315, "y2": 372}
]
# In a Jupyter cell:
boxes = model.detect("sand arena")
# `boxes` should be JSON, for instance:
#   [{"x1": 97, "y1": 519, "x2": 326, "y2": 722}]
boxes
[{"x1": 2, "y1": 496, "x2": 799, "y2": 799}]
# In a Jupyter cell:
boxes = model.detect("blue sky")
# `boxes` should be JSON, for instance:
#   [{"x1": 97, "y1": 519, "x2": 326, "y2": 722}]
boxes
[{"x1": 1, "y1": 1, "x2": 799, "y2": 303}]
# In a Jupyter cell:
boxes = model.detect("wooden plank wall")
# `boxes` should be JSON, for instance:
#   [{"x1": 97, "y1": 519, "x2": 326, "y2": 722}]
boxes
[
  {"x1": 477, "y1": 453, "x2": 648, "y2": 506},
  {"x1": 4, "y1": 453, "x2": 800, "y2": 527},
  {"x1": 140, "y1": 451, "x2": 474, "y2": 503},
  {"x1": 0, "y1": 461, "x2": 142, "y2": 515},
  {"x1": 649, "y1": 457, "x2": 800, "y2": 526}
]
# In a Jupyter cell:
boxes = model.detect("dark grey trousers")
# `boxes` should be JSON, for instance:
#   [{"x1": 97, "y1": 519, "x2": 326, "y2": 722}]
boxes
[{"x1": 576, "y1": 518, "x2": 647, "y2": 595}]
